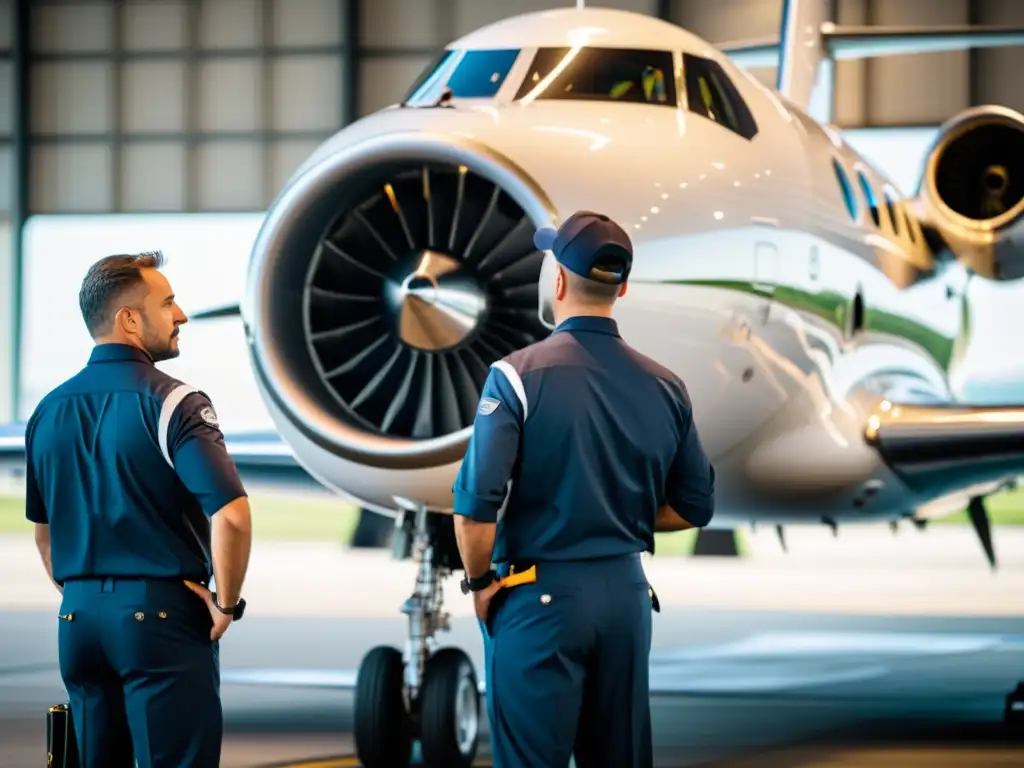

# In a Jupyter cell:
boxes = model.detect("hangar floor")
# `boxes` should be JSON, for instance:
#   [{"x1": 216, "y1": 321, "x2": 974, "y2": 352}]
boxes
[{"x1": 1, "y1": 525, "x2": 1023, "y2": 767}]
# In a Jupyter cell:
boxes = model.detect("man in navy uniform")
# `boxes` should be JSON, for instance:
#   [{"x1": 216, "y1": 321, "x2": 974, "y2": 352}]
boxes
[
  {"x1": 24, "y1": 251, "x2": 253, "y2": 768},
  {"x1": 452, "y1": 211, "x2": 715, "y2": 767}
]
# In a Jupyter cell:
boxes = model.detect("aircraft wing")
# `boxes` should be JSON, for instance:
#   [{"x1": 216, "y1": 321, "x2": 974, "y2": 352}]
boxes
[
  {"x1": 864, "y1": 400, "x2": 1024, "y2": 570},
  {"x1": 865, "y1": 402, "x2": 1024, "y2": 498},
  {"x1": 0, "y1": 421, "x2": 329, "y2": 497}
]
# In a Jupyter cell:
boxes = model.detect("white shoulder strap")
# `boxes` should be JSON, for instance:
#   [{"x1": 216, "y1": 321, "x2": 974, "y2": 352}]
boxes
[
  {"x1": 159, "y1": 384, "x2": 197, "y2": 467},
  {"x1": 490, "y1": 360, "x2": 528, "y2": 420}
]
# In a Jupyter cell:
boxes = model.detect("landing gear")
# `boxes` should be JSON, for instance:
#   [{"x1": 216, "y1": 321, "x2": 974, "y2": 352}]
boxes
[
  {"x1": 1004, "y1": 682, "x2": 1024, "y2": 728},
  {"x1": 420, "y1": 648, "x2": 481, "y2": 766},
  {"x1": 353, "y1": 504, "x2": 480, "y2": 768},
  {"x1": 353, "y1": 647, "x2": 413, "y2": 766}
]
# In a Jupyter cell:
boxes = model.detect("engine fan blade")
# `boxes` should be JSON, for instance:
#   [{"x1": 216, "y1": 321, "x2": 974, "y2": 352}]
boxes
[{"x1": 298, "y1": 160, "x2": 550, "y2": 441}]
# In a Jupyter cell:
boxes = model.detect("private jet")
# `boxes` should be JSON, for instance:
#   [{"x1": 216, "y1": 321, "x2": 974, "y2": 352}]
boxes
[{"x1": 5, "y1": 1, "x2": 1024, "y2": 765}]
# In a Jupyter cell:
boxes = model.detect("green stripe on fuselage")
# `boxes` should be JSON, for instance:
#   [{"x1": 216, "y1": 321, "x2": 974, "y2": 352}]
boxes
[{"x1": 661, "y1": 280, "x2": 955, "y2": 372}]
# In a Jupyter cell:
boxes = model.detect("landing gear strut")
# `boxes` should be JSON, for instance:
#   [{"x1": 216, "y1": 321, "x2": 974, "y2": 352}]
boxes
[{"x1": 354, "y1": 504, "x2": 480, "y2": 768}]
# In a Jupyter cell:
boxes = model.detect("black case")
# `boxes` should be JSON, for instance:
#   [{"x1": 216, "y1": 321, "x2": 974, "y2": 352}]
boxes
[{"x1": 46, "y1": 704, "x2": 80, "y2": 768}]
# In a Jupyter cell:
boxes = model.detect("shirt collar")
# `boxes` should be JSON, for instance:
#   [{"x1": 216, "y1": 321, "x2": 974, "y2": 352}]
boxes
[
  {"x1": 88, "y1": 343, "x2": 154, "y2": 365},
  {"x1": 552, "y1": 315, "x2": 620, "y2": 337}
]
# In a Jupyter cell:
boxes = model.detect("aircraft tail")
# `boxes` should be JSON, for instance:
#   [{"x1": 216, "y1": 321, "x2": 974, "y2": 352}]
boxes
[
  {"x1": 717, "y1": 0, "x2": 1024, "y2": 112},
  {"x1": 776, "y1": 0, "x2": 829, "y2": 111}
]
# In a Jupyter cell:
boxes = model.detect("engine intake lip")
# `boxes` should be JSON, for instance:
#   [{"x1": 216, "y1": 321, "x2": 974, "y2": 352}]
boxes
[
  {"x1": 244, "y1": 131, "x2": 557, "y2": 471},
  {"x1": 923, "y1": 105, "x2": 1024, "y2": 233}
]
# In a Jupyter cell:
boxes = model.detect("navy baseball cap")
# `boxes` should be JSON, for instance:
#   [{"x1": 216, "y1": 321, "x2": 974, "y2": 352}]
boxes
[{"x1": 533, "y1": 210, "x2": 633, "y2": 285}]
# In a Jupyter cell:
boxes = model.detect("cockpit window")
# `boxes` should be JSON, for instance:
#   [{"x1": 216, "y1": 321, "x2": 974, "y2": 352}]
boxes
[
  {"x1": 404, "y1": 49, "x2": 521, "y2": 103},
  {"x1": 403, "y1": 50, "x2": 456, "y2": 103},
  {"x1": 447, "y1": 49, "x2": 521, "y2": 97},
  {"x1": 514, "y1": 47, "x2": 676, "y2": 106},
  {"x1": 682, "y1": 54, "x2": 758, "y2": 140}
]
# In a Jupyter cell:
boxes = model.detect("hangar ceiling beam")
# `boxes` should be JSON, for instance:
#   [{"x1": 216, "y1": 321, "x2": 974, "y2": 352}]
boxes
[
  {"x1": 968, "y1": 0, "x2": 980, "y2": 108},
  {"x1": 185, "y1": 0, "x2": 200, "y2": 211},
  {"x1": 10, "y1": 0, "x2": 29, "y2": 421},
  {"x1": 344, "y1": 0, "x2": 360, "y2": 127},
  {"x1": 110, "y1": 0, "x2": 123, "y2": 211},
  {"x1": 260, "y1": 0, "x2": 274, "y2": 206}
]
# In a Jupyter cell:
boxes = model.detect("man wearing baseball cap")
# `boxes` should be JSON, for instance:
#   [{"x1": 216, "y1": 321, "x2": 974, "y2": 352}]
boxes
[{"x1": 452, "y1": 210, "x2": 715, "y2": 768}]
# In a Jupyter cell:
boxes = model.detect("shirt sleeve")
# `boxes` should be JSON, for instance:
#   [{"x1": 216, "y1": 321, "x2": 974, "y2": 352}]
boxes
[
  {"x1": 23, "y1": 420, "x2": 48, "y2": 524},
  {"x1": 665, "y1": 378, "x2": 715, "y2": 527},
  {"x1": 452, "y1": 364, "x2": 525, "y2": 523},
  {"x1": 167, "y1": 392, "x2": 248, "y2": 517}
]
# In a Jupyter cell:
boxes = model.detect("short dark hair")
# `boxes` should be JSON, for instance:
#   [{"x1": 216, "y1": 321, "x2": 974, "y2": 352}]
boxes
[
  {"x1": 79, "y1": 251, "x2": 166, "y2": 337},
  {"x1": 565, "y1": 254, "x2": 626, "y2": 304}
]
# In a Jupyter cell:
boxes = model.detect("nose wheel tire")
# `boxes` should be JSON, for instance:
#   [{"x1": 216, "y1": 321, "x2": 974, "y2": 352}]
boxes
[
  {"x1": 354, "y1": 645, "x2": 414, "y2": 768},
  {"x1": 419, "y1": 647, "x2": 481, "y2": 768}
]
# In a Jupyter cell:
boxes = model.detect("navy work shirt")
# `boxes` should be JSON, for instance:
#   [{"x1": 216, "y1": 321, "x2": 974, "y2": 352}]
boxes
[
  {"x1": 452, "y1": 315, "x2": 715, "y2": 564},
  {"x1": 24, "y1": 343, "x2": 247, "y2": 584}
]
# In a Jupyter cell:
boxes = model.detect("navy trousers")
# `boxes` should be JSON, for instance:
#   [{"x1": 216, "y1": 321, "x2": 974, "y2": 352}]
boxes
[
  {"x1": 57, "y1": 578, "x2": 222, "y2": 768},
  {"x1": 484, "y1": 554, "x2": 654, "y2": 768}
]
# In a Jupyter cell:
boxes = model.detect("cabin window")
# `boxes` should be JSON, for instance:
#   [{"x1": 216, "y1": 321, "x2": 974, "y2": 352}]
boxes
[
  {"x1": 682, "y1": 53, "x2": 758, "y2": 140},
  {"x1": 857, "y1": 170, "x2": 880, "y2": 228},
  {"x1": 404, "y1": 48, "x2": 521, "y2": 103},
  {"x1": 884, "y1": 188, "x2": 900, "y2": 235},
  {"x1": 832, "y1": 159, "x2": 857, "y2": 221},
  {"x1": 514, "y1": 47, "x2": 676, "y2": 106},
  {"x1": 904, "y1": 207, "x2": 917, "y2": 243}
]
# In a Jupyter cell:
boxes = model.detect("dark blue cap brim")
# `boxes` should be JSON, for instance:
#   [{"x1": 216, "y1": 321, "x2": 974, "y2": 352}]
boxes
[{"x1": 534, "y1": 226, "x2": 558, "y2": 252}]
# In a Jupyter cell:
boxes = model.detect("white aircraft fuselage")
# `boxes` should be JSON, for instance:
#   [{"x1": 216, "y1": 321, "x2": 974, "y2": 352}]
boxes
[
  {"x1": 245, "y1": 8, "x2": 1019, "y2": 531},
  {"x1": 209, "y1": 7, "x2": 1024, "y2": 766}
]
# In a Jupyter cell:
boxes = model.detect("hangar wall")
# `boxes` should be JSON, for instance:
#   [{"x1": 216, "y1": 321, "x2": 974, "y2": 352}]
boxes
[
  {"x1": 17, "y1": 0, "x2": 1024, "y2": 217},
  {"x1": 4, "y1": 0, "x2": 1024, "y2": 422},
  {"x1": 0, "y1": 0, "x2": 11, "y2": 423}
]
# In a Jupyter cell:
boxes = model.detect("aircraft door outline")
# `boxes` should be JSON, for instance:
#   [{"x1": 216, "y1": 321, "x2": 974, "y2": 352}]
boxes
[{"x1": 754, "y1": 241, "x2": 779, "y2": 294}]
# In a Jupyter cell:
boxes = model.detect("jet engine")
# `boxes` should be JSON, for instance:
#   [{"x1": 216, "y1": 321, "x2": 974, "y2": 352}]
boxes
[
  {"x1": 917, "y1": 105, "x2": 1024, "y2": 280},
  {"x1": 241, "y1": 131, "x2": 555, "y2": 512}
]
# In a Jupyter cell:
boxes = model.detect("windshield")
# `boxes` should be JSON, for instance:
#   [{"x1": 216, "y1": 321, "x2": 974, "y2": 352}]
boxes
[
  {"x1": 403, "y1": 48, "x2": 522, "y2": 104},
  {"x1": 514, "y1": 47, "x2": 676, "y2": 106},
  {"x1": 403, "y1": 50, "x2": 456, "y2": 103}
]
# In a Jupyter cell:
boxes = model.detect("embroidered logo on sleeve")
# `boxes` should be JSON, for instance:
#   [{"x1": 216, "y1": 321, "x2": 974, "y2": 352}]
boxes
[
  {"x1": 478, "y1": 397, "x2": 501, "y2": 416},
  {"x1": 199, "y1": 405, "x2": 219, "y2": 427}
]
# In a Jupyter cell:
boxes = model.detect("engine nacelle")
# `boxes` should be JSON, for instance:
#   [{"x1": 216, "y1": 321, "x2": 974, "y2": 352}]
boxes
[
  {"x1": 241, "y1": 131, "x2": 555, "y2": 512},
  {"x1": 917, "y1": 105, "x2": 1024, "y2": 280}
]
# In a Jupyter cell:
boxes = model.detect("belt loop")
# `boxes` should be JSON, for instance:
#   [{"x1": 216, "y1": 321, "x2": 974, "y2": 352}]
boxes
[{"x1": 101, "y1": 578, "x2": 115, "y2": 593}]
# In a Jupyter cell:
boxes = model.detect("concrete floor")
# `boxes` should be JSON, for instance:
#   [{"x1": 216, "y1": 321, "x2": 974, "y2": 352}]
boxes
[{"x1": 2, "y1": 524, "x2": 1023, "y2": 767}]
